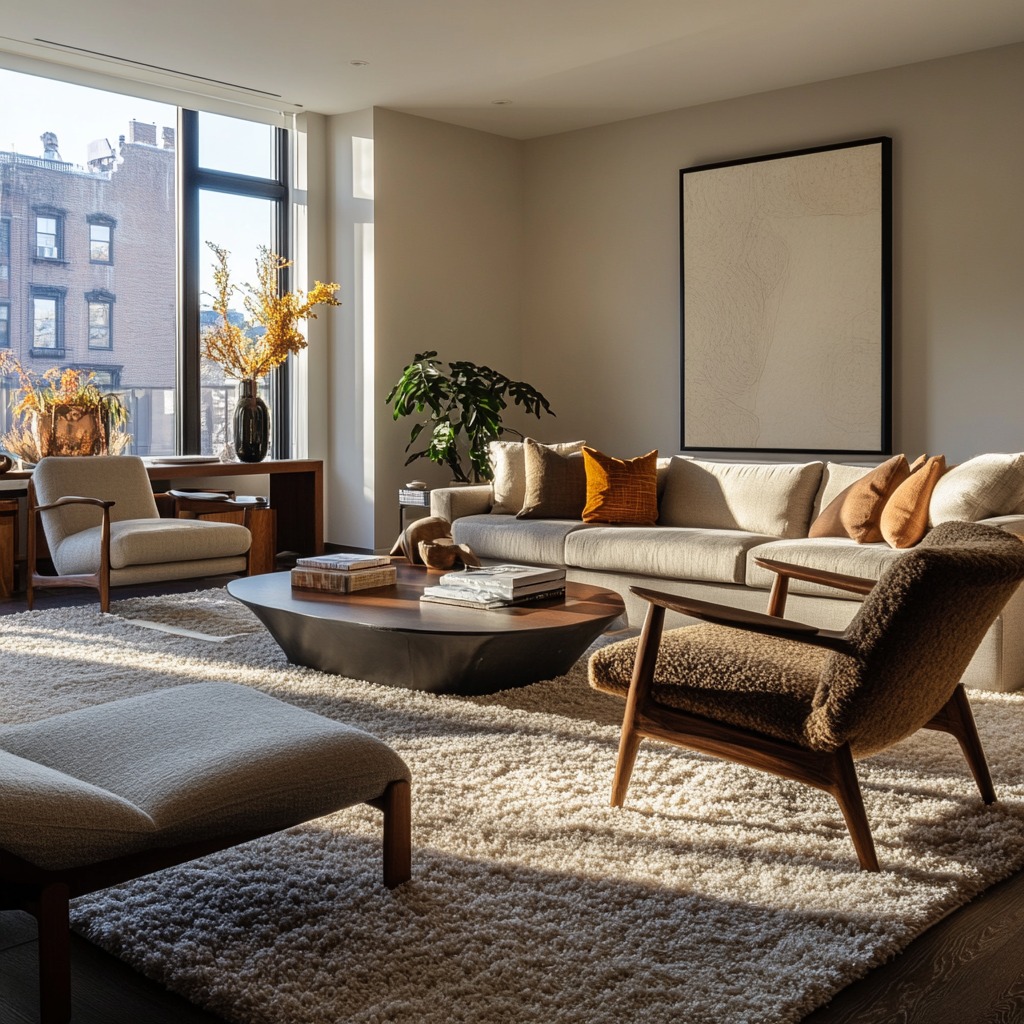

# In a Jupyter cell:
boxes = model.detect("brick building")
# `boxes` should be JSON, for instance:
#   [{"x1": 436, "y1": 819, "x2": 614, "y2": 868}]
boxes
[{"x1": 0, "y1": 119, "x2": 177, "y2": 454}]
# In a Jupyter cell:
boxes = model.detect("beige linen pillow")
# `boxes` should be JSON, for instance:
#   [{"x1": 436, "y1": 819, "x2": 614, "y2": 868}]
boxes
[
  {"x1": 658, "y1": 458, "x2": 824, "y2": 538},
  {"x1": 812, "y1": 463, "x2": 876, "y2": 519},
  {"x1": 517, "y1": 439, "x2": 587, "y2": 519},
  {"x1": 489, "y1": 439, "x2": 586, "y2": 515},
  {"x1": 880, "y1": 455, "x2": 947, "y2": 548},
  {"x1": 929, "y1": 452, "x2": 1024, "y2": 525}
]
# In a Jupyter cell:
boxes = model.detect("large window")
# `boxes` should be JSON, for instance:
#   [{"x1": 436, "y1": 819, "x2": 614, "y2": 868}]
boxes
[{"x1": 0, "y1": 67, "x2": 294, "y2": 457}]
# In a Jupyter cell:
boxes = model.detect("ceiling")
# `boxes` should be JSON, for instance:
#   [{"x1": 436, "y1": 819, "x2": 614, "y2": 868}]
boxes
[{"x1": 3, "y1": 0, "x2": 1024, "y2": 139}]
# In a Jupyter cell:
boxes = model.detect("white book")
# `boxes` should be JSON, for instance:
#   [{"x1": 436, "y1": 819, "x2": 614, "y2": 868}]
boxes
[
  {"x1": 295, "y1": 552, "x2": 391, "y2": 572},
  {"x1": 439, "y1": 563, "x2": 565, "y2": 597},
  {"x1": 420, "y1": 584, "x2": 566, "y2": 610}
]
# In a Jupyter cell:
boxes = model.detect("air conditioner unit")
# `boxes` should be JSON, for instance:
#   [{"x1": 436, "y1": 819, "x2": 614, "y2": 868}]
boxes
[{"x1": 37, "y1": 246, "x2": 58, "y2": 259}]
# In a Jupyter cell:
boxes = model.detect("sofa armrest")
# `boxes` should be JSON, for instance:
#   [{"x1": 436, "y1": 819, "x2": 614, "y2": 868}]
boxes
[
  {"x1": 978, "y1": 514, "x2": 1024, "y2": 539},
  {"x1": 430, "y1": 485, "x2": 492, "y2": 523}
]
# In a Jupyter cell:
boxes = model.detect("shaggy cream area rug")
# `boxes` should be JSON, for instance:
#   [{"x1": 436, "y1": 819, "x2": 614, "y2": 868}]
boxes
[{"x1": 4, "y1": 589, "x2": 1024, "y2": 1024}]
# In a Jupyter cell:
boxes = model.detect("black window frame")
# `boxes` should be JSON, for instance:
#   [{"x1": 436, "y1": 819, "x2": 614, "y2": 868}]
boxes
[
  {"x1": 87, "y1": 214, "x2": 116, "y2": 264},
  {"x1": 180, "y1": 109, "x2": 291, "y2": 455},
  {"x1": 29, "y1": 286, "x2": 65, "y2": 356},
  {"x1": 33, "y1": 207, "x2": 65, "y2": 262},
  {"x1": 85, "y1": 289, "x2": 115, "y2": 350}
]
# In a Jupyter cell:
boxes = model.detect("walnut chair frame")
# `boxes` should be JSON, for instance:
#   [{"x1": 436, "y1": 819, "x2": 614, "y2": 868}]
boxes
[{"x1": 608, "y1": 551, "x2": 1003, "y2": 872}]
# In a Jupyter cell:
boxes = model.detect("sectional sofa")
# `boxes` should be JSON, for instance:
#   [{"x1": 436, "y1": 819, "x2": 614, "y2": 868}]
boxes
[{"x1": 430, "y1": 450, "x2": 1024, "y2": 693}]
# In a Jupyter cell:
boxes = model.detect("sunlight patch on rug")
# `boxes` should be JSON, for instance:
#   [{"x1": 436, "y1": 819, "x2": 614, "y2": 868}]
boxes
[{"x1": 3, "y1": 589, "x2": 1024, "y2": 1024}]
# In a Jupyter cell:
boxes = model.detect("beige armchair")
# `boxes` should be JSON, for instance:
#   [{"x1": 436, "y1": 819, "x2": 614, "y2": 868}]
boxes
[
  {"x1": 28, "y1": 455, "x2": 252, "y2": 611},
  {"x1": 589, "y1": 521, "x2": 1024, "y2": 871}
]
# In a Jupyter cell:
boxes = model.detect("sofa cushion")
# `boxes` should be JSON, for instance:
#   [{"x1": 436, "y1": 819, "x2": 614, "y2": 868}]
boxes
[
  {"x1": 518, "y1": 439, "x2": 587, "y2": 519},
  {"x1": 659, "y1": 458, "x2": 823, "y2": 538},
  {"x1": 808, "y1": 454, "x2": 910, "y2": 543},
  {"x1": 582, "y1": 447, "x2": 659, "y2": 525},
  {"x1": 489, "y1": 439, "x2": 586, "y2": 515},
  {"x1": 452, "y1": 514, "x2": 592, "y2": 566},
  {"x1": 881, "y1": 455, "x2": 947, "y2": 548},
  {"x1": 566, "y1": 526, "x2": 777, "y2": 585},
  {"x1": 929, "y1": 452, "x2": 1024, "y2": 525},
  {"x1": 745, "y1": 537, "x2": 905, "y2": 598}
]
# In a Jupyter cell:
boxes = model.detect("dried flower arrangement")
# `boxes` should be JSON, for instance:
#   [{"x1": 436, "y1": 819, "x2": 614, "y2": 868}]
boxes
[
  {"x1": 200, "y1": 243, "x2": 341, "y2": 381},
  {"x1": 0, "y1": 354, "x2": 130, "y2": 462}
]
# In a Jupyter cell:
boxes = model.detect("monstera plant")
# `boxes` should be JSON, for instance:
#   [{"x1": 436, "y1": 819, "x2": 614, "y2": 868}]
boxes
[{"x1": 385, "y1": 351, "x2": 555, "y2": 483}]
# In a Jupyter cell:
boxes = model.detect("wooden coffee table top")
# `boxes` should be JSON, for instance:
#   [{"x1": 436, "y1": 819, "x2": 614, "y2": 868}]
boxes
[{"x1": 229, "y1": 562, "x2": 624, "y2": 636}]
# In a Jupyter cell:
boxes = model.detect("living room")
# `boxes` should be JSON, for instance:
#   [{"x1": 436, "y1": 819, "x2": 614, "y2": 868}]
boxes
[{"x1": 2, "y1": 2, "x2": 1024, "y2": 1023}]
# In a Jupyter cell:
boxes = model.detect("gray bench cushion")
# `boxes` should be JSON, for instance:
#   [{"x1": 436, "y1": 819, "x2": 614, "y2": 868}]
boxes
[
  {"x1": 0, "y1": 682, "x2": 410, "y2": 870},
  {"x1": 566, "y1": 526, "x2": 777, "y2": 585},
  {"x1": 54, "y1": 518, "x2": 251, "y2": 574}
]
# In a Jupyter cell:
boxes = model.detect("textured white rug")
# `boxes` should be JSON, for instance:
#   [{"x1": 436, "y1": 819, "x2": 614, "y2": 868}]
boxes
[{"x1": 4, "y1": 590, "x2": 1024, "y2": 1024}]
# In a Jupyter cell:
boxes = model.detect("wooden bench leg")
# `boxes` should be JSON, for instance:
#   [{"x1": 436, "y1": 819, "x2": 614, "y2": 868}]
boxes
[
  {"x1": 373, "y1": 779, "x2": 411, "y2": 888},
  {"x1": 36, "y1": 882, "x2": 72, "y2": 1024}
]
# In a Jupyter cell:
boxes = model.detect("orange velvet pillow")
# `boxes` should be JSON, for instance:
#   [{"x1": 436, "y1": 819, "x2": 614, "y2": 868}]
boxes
[
  {"x1": 880, "y1": 455, "x2": 947, "y2": 548},
  {"x1": 808, "y1": 453, "x2": 910, "y2": 543},
  {"x1": 581, "y1": 447, "x2": 659, "y2": 525}
]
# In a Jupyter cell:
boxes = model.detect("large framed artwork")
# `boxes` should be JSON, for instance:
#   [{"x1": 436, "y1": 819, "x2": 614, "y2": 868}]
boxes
[{"x1": 680, "y1": 137, "x2": 892, "y2": 454}]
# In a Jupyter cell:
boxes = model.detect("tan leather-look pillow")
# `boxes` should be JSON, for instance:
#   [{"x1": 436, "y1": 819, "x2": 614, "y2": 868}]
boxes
[
  {"x1": 808, "y1": 453, "x2": 910, "y2": 543},
  {"x1": 517, "y1": 439, "x2": 587, "y2": 519},
  {"x1": 880, "y1": 455, "x2": 947, "y2": 548},
  {"x1": 581, "y1": 447, "x2": 659, "y2": 525},
  {"x1": 489, "y1": 439, "x2": 586, "y2": 514}
]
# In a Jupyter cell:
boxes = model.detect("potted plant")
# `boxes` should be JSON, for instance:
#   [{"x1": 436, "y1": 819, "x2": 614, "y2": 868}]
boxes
[
  {"x1": 201, "y1": 243, "x2": 341, "y2": 462},
  {"x1": 0, "y1": 355, "x2": 130, "y2": 462},
  {"x1": 385, "y1": 351, "x2": 555, "y2": 483}
]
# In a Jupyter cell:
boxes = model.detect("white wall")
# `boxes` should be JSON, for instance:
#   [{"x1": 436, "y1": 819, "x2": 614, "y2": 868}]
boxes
[
  {"x1": 520, "y1": 43, "x2": 1024, "y2": 463},
  {"x1": 372, "y1": 108, "x2": 524, "y2": 547}
]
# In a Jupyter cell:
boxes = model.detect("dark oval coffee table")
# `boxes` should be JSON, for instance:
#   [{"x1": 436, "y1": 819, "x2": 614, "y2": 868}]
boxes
[{"x1": 227, "y1": 564, "x2": 626, "y2": 695}]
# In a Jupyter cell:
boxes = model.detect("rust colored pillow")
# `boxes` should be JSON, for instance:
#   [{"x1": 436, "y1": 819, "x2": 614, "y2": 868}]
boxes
[
  {"x1": 880, "y1": 455, "x2": 947, "y2": 548},
  {"x1": 808, "y1": 453, "x2": 910, "y2": 543},
  {"x1": 581, "y1": 447, "x2": 659, "y2": 525}
]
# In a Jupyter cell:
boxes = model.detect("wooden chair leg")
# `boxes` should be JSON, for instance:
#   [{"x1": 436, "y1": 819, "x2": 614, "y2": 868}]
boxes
[
  {"x1": 36, "y1": 882, "x2": 72, "y2": 1024},
  {"x1": 375, "y1": 779, "x2": 411, "y2": 889},
  {"x1": 611, "y1": 603, "x2": 666, "y2": 808},
  {"x1": 926, "y1": 686, "x2": 996, "y2": 804},
  {"x1": 827, "y1": 745, "x2": 879, "y2": 871}
]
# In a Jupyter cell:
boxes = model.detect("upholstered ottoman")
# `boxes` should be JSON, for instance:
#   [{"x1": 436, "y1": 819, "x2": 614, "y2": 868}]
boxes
[{"x1": 0, "y1": 682, "x2": 412, "y2": 1024}]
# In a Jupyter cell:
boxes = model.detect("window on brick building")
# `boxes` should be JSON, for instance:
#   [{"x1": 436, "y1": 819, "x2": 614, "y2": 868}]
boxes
[
  {"x1": 0, "y1": 219, "x2": 9, "y2": 281},
  {"x1": 34, "y1": 212, "x2": 63, "y2": 260},
  {"x1": 86, "y1": 291, "x2": 114, "y2": 349},
  {"x1": 0, "y1": 304, "x2": 9, "y2": 347},
  {"x1": 30, "y1": 288, "x2": 64, "y2": 354},
  {"x1": 88, "y1": 218, "x2": 114, "y2": 263}
]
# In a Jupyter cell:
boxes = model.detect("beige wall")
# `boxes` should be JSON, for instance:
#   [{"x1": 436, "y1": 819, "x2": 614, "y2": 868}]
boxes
[
  {"x1": 371, "y1": 108, "x2": 524, "y2": 547},
  {"x1": 520, "y1": 43, "x2": 1024, "y2": 463}
]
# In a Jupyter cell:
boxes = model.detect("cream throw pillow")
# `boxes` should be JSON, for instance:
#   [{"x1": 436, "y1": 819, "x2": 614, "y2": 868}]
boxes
[
  {"x1": 658, "y1": 458, "x2": 824, "y2": 538},
  {"x1": 489, "y1": 439, "x2": 586, "y2": 515},
  {"x1": 929, "y1": 452, "x2": 1024, "y2": 525}
]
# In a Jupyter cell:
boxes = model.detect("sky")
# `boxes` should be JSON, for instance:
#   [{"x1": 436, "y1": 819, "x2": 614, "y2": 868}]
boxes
[{"x1": 0, "y1": 66, "x2": 277, "y2": 296}]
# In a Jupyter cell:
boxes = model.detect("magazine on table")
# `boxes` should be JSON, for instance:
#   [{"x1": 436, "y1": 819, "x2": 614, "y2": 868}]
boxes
[
  {"x1": 420, "y1": 583, "x2": 566, "y2": 610},
  {"x1": 439, "y1": 563, "x2": 565, "y2": 598},
  {"x1": 295, "y1": 552, "x2": 391, "y2": 572}
]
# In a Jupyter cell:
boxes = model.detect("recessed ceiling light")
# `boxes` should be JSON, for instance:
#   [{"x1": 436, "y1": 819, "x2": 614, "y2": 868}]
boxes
[{"x1": 491, "y1": 99, "x2": 513, "y2": 106}]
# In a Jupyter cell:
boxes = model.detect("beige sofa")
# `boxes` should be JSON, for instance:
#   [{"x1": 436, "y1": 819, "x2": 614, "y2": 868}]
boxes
[{"x1": 431, "y1": 452, "x2": 1024, "y2": 693}]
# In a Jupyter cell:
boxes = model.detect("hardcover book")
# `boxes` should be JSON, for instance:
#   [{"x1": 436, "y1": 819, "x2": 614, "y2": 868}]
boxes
[
  {"x1": 295, "y1": 552, "x2": 391, "y2": 572},
  {"x1": 438, "y1": 563, "x2": 565, "y2": 599},
  {"x1": 420, "y1": 584, "x2": 566, "y2": 610},
  {"x1": 291, "y1": 564, "x2": 397, "y2": 593}
]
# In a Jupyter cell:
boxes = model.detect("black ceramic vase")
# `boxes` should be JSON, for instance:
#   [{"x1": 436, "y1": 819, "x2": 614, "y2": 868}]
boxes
[{"x1": 233, "y1": 379, "x2": 270, "y2": 463}]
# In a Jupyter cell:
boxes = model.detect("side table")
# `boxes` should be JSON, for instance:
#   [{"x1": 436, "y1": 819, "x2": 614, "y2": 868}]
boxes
[{"x1": 0, "y1": 499, "x2": 18, "y2": 598}]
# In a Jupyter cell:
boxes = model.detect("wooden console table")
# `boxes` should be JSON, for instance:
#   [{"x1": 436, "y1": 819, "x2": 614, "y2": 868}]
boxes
[{"x1": 2, "y1": 458, "x2": 324, "y2": 563}]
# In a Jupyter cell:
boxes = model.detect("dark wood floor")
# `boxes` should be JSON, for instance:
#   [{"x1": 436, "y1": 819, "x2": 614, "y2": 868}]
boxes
[{"x1": 3, "y1": 584, "x2": 1024, "y2": 1023}]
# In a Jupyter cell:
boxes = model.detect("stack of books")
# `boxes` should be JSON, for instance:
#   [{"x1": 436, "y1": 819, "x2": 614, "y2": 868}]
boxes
[
  {"x1": 291, "y1": 553, "x2": 397, "y2": 594},
  {"x1": 420, "y1": 563, "x2": 567, "y2": 609}
]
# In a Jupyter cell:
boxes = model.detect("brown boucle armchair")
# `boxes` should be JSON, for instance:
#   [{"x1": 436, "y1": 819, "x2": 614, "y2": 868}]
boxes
[{"x1": 589, "y1": 521, "x2": 1024, "y2": 870}]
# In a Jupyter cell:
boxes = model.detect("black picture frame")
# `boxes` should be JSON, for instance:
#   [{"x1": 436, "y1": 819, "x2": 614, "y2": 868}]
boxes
[{"x1": 680, "y1": 137, "x2": 892, "y2": 454}]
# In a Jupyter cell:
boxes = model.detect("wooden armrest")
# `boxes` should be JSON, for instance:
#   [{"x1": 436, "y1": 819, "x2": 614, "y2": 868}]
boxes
[
  {"x1": 753, "y1": 556, "x2": 877, "y2": 596},
  {"x1": 629, "y1": 586, "x2": 854, "y2": 654},
  {"x1": 33, "y1": 496, "x2": 115, "y2": 514}
]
